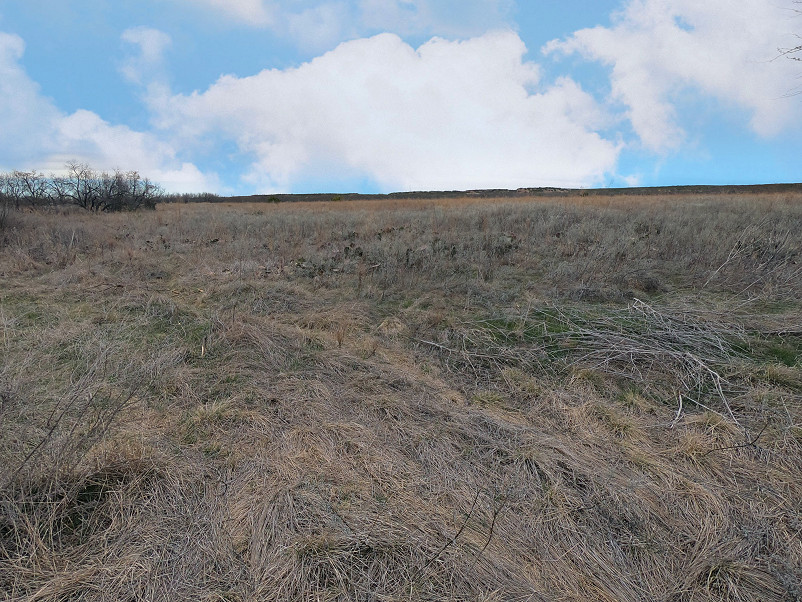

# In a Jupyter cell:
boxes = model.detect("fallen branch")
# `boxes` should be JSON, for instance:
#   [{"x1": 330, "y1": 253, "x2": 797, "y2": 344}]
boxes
[{"x1": 702, "y1": 421, "x2": 770, "y2": 457}]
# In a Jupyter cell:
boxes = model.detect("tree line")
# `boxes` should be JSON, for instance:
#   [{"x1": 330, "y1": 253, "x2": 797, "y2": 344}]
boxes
[{"x1": 0, "y1": 161, "x2": 163, "y2": 213}]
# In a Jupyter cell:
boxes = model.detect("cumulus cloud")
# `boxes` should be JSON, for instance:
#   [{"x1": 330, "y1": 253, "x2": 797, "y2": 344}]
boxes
[
  {"x1": 53, "y1": 110, "x2": 219, "y2": 193},
  {"x1": 0, "y1": 31, "x2": 215, "y2": 192},
  {"x1": 151, "y1": 31, "x2": 620, "y2": 192},
  {"x1": 545, "y1": 0, "x2": 802, "y2": 152}
]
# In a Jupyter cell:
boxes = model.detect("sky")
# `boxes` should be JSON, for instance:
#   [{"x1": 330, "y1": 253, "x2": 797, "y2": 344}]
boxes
[{"x1": 0, "y1": 0, "x2": 801, "y2": 195}]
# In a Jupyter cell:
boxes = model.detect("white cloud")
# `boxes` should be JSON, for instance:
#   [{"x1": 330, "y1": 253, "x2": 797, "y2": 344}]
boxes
[
  {"x1": 0, "y1": 33, "x2": 62, "y2": 166},
  {"x1": 286, "y1": 3, "x2": 353, "y2": 53},
  {"x1": 545, "y1": 0, "x2": 802, "y2": 152},
  {"x1": 0, "y1": 31, "x2": 215, "y2": 193},
  {"x1": 0, "y1": 31, "x2": 23, "y2": 62},
  {"x1": 359, "y1": 0, "x2": 513, "y2": 38},
  {"x1": 174, "y1": 0, "x2": 515, "y2": 49},
  {"x1": 52, "y1": 110, "x2": 219, "y2": 193},
  {"x1": 185, "y1": 0, "x2": 275, "y2": 26},
  {"x1": 154, "y1": 31, "x2": 620, "y2": 192},
  {"x1": 120, "y1": 27, "x2": 172, "y2": 86}
]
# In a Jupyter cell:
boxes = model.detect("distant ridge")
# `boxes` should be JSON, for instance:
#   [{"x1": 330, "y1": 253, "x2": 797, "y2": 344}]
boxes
[{"x1": 224, "y1": 182, "x2": 802, "y2": 204}]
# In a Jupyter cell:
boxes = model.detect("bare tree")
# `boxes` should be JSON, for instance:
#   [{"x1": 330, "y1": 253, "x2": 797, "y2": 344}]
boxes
[
  {"x1": 0, "y1": 170, "x2": 48, "y2": 210},
  {"x1": 121, "y1": 170, "x2": 162, "y2": 210},
  {"x1": 97, "y1": 169, "x2": 162, "y2": 211},
  {"x1": 17, "y1": 170, "x2": 49, "y2": 207},
  {"x1": 781, "y1": 2, "x2": 802, "y2": 62},
  {"x1": 2, "y1": 171, "x2": 27, "y2": 210},
  {"x1": 51, "y1": 161, "x2": 104, "y2": 211},
  {"x1": 780, "y1": 41, "x2": 802, "y2": 61},
  {"x1": 1, "y1": 162, "x2": 164, "y2": 213},
  {"x1": 0, "y1": 173, "x2": 10, "y2": 229},
  {"x1": 50, "y1": 162, "x2": 163, "y2": 212}
]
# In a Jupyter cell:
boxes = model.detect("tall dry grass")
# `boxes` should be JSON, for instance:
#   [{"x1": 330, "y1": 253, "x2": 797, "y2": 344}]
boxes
[{"x1": 1, "y1": 192, "x2": 801, "y2": 600}]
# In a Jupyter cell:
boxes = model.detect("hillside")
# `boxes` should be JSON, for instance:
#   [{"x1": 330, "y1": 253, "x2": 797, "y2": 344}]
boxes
[
  {"x1": 222, "y1": 182, "x2": 802, "y2": 205},
  {"x1": 1, "y1": 191, "x2": 801, "y2": 600}
]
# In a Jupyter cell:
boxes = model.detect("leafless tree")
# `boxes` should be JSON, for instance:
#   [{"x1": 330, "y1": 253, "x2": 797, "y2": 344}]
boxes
[
  {"x1": 0, "y1": 170, "x2": 48, "y2": 223},
  {"x1": 0, "y1": 174, "x2": 9, "y2": 229},
  {"x1": 50, "y1": 162, "x2": 163, "y2": 212},
  {"x1": 2, "y1": 171, "x2": 29, "y2": 210},
  {"x1": 51, "y1": 161, "x2": 104, "y2": 211},
  {"x1": 781, "y1": 2, "x2": 802, "y2": 62},
  {"x1": 780, "y1": 41, "x2": 802, "y2": 61},
  {"x1": 112, "y1": 170, "x2": 162, "y2": 211},
  {"x1": 17, "y1": 170, "x2": 49, "y2": 207},
  {"x1": 1, "y1": 162, "x2": 164, "y2": 213}
]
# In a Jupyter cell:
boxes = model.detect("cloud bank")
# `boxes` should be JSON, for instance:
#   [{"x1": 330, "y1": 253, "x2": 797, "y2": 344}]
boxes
[{"x1": 153, "y1": 31, "x2": 619, "y2": 191}]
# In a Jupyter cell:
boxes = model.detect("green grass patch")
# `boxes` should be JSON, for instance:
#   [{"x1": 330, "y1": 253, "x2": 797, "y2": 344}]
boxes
[{"x1": 748, "y1": 336, "x2": 802, "y2": 368}]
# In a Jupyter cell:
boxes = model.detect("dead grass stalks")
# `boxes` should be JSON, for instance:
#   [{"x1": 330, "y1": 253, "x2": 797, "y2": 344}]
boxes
[{"x1": 2, "y1": 193, "x2": 801, "y2": 600}]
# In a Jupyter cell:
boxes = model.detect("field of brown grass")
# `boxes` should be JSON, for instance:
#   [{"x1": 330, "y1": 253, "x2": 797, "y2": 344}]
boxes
[{"x1": 1, "y1": 192, "x2": 801, "y2": 600}]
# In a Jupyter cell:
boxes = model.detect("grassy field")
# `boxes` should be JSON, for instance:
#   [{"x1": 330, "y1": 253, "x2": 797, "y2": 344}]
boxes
[{"x1": 1, "y1": 192, "x2": 801, "y2": 601}]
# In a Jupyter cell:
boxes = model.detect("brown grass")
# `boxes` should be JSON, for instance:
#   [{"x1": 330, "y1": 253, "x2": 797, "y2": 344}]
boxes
[{"x1": 1, "y1": 192, "x2": 801, "y2": 600}]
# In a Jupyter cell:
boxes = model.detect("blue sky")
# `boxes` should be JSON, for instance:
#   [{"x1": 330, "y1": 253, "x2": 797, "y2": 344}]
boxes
[{"x1": 0, "y1": 0, "x2": 801, "y2": 194}]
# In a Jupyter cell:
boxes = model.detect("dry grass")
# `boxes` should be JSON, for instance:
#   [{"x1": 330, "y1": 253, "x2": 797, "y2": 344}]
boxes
[{"x1": 1, "y1": 192, "x2": 801, "y2": 600}]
